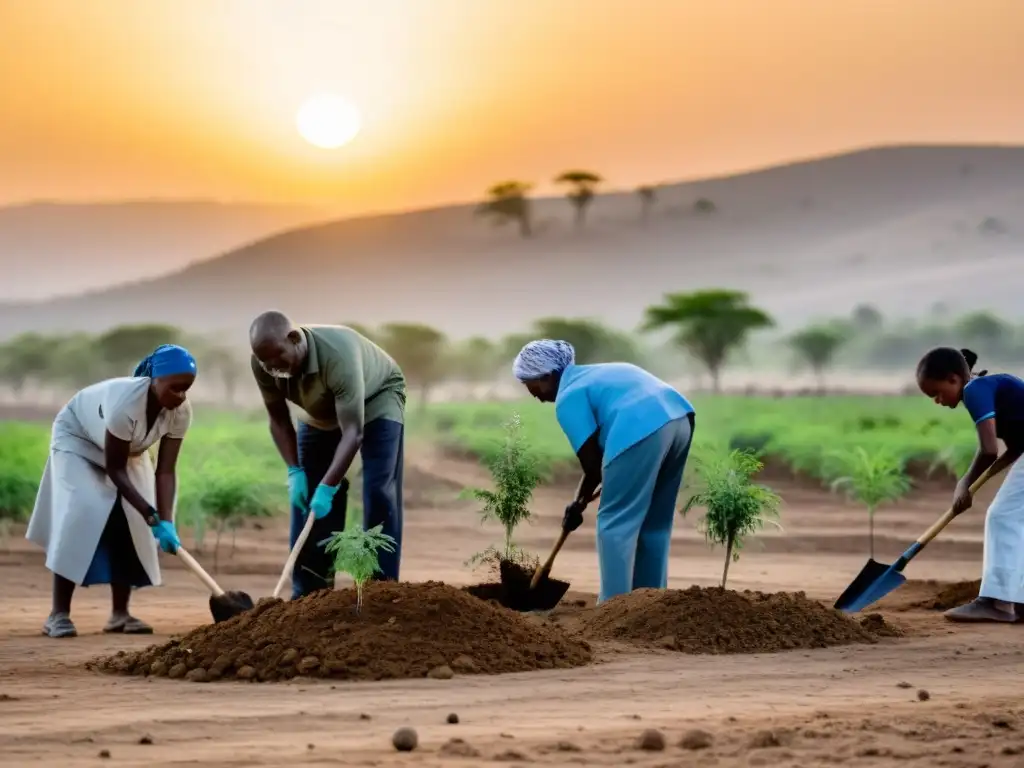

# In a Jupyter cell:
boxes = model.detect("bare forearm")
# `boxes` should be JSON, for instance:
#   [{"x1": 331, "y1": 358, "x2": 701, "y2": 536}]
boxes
[
  {"x1": 269, "y1": 415, "x2": 300, "y2": 467},
  {"x1": 107, "y1": 468, "x2": 155, "y2": 521},
  {"x1": 961, "y1": 449, "x2": 997, "y2": 488},
  {"x1": 574, "y1": 469, "x2": 602, "y2": 506},
  {"x1": 154, "y1": 471, "x2": 176, "y2": 522},
  {"x1": 322, "y1": 432, "x2": 361, "y2": 488}
]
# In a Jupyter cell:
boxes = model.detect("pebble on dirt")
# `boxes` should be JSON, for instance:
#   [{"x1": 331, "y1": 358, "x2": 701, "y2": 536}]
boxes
[
  {"x1": 427, "y1": 664, "x2": 454, "y2": 680},
  {"x1": 98, "y1": 749, "x2": 111, "y2": 759},
  {"x1": 680, "y1": 728, "x2": 714, "y2": 750},
  {"x1": 392, "y1": 727, "x2": 418, "y2": 752},
  {"x1": 896, "y1": 681, "x2": 913, "y2": 689},
  {"x1": 138, "y1": 734, "x2": 154, "y2": 745},
  {"x1": 917, "y1": 689, "x2": 931, "y2": 701},
  {"x1": 636, "y1": 728, "x2": 666, "y2": 751},
  {"x1": 447, "y1": 712, "x2": 459, "y2": 724}
]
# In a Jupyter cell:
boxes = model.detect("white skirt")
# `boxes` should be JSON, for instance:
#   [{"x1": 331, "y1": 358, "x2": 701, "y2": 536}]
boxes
[
  {"x1": 980, "y1": 458, "x2": 1024, "y2": 603},
  {"x1": 26, "y1": 448, "x2": 162, "y2": 587}
]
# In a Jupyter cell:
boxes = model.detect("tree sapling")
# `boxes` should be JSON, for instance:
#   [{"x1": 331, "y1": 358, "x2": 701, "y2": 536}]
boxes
[
  {"x1": 462, "y1": 412, "x2": 542, "y2": 571},
  {"x1": 322, "y1": 524, "x2": 396, "y2": 613},
  {"x1": 829, "y1": 447, "x2": 910, "y2": 559},
  {"x1": 681, "y1": 449, "x2": 782, "y2": 589}
]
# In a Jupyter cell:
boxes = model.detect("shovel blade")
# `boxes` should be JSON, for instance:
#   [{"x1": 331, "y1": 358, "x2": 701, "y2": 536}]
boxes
[
  {"x1": 834, "y1": 559, "x2": 906, "y2": 613},
  {"x1": 209, "y1": 590, "x2": 255, "y2": 623},
  {"x1": 499, "y1": 559, "x2": 571, "y2": 612}
]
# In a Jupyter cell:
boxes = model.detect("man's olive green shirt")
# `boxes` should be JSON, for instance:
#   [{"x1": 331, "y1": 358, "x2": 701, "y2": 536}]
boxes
[{"x1": 251, "y1": 325, "x2": 406, "y2": 431}]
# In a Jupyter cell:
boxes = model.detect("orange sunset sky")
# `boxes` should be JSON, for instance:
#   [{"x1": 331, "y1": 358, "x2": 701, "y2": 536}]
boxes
[{"x1": 2, "y1": 0, "x2": 1024, "y2": 215}]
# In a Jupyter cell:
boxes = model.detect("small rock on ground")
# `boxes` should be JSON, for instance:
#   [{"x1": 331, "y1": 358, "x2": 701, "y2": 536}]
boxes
[
  {"x1": 440, "y1": 738, "x2": 480, "y2": 758},
  {"x1": 446, "y1": 712, "x2": 459, "y2": 724},
  {"x1": 427, "y1": 665, "x2": 454, "y2": 680},
  {"x1": 636, "y1": 729, "x2": 666, "y2": 751},
  {"x1": 391, "y1": 727, "x2": 418, "y2": 752},
  {"x1": 680, "y1": 728, "x2": 714, "y2": 750},
  {"x1": 917, "y1": 689, "x2": 931, "y2": 701}
]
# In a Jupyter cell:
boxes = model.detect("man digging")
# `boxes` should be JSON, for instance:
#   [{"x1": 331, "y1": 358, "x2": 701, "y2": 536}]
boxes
[{"x1": 249, "y1": 311, "x2": 407, "y2": 598}]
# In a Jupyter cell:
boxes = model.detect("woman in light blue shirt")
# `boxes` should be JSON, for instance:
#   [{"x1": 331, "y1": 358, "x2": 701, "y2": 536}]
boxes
[{"x1": 513, "y1": 339, "x2": 695, "y2": 603}]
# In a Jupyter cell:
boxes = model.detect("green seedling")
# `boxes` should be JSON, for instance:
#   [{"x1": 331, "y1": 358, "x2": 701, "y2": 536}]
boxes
[
  {"x1": 829, "y1": 447, "x2": 910, "y2": 559},
  {"x1": 461, "y1": 412, "x2": 542, "y2": 570},
  {"x1": 322, "y1": 524, "x2": 397, "y2": 613},
  {"x1": 681, "y1": 448, "x2": 782, "y2": 589}
]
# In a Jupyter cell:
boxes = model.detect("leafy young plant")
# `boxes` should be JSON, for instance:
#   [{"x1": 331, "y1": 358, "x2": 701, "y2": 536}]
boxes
[
  {"x1": 680, "y1": 449, "x2": 782, "y2": 589},
  {"x1": 462, "y1": 412, "x2": 541, "y2": 569},
  {"x1": 322, "y1": 524, "x2": 397, "y2": 612},
  {"x1": 829, "y1": 447, "x2": 910, "y2": 559}
]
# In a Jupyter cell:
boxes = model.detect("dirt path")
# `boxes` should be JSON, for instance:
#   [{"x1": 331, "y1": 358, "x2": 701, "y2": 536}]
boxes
[{"x1": 2, "y1": 453, "x2": 1020, "y2": 767}]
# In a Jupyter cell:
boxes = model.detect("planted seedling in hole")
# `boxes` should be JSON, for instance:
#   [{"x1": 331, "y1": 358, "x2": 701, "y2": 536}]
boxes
[
  {"x1": 828, "y1": 447, "x2": 910, "y2": 560},
  {"x1": 461, "y1": 412, "x2": 542, "y2": 571},
  {"x1": 322, "y1": 524, "x2": 396, "y2": 613},
  {"x1": 680, "y1": 449, "x2": 781, "y2": 589}
]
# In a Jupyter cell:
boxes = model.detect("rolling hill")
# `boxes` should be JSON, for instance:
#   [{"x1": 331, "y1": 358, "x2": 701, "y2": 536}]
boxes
[
  {"x1": 0, "y1": 200, "x2": 331, "y2": 301},
  {"x1": 2, "y1": 145, "x2": 1023, "y2": 346}
]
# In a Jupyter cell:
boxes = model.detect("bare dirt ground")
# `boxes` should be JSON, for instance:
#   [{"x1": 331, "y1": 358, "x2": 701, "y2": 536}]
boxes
[{"x1": 2, "y1": 451, "x2": 1023, "y2": 767}]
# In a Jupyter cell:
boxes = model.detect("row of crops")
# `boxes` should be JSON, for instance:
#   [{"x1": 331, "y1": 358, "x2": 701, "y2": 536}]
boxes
[{"x1": 0, "y1": 395, "x2": 976, "y2": 554}]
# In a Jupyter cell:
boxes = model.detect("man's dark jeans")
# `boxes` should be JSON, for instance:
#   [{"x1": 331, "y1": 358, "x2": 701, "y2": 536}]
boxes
[{"x1": 289, "y1": 418, "x2": 404, "y2": 599}]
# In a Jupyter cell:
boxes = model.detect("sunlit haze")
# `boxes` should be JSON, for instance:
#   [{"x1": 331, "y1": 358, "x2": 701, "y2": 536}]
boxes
[{"x1": 2, "y1": 0, "x2": 1023, "y2": 215}]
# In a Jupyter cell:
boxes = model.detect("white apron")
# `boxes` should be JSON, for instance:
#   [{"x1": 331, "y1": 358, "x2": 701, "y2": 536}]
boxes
[
  {"x1": 25, "y1": 377, "x2": 191, "y2": 587},
  {"x1": 980, "y1": 458, "x2": 1024, "y2": 603}
]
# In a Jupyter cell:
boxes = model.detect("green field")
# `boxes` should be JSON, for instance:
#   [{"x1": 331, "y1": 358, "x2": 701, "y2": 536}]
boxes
[{"x1": 0, "y1": 394, "x2": 977, "y2": 544}]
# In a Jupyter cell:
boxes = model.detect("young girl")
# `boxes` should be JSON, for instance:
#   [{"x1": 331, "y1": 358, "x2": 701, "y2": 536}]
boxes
[
  {"x1": 916, "y1": 346, "x2": 1024, "y2": 622},
  {"x1": 26, "y1": 344, "x2": 196, "y2": 638}
]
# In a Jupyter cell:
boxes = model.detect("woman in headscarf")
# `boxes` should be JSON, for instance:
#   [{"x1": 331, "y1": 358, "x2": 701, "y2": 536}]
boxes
[
  {"x1": 27, "y1": 343, "x2": 197, "y2": 638},
  {"x1": 513, "y1": 339, "x2": 695, "y2": 604}
]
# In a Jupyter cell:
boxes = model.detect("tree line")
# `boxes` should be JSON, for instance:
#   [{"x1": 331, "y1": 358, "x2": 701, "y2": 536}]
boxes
[
  {"x1": 475, "y1": 172, "x2": 716, "y2": 237},
  {"x1": 1, "y1": 292, "x2": 1021, "y2": 403}
]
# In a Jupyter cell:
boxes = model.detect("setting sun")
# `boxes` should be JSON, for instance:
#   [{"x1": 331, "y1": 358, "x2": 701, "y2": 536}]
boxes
[{"x1": 295, "y1": 94, "x2": 362, "y2": 150}]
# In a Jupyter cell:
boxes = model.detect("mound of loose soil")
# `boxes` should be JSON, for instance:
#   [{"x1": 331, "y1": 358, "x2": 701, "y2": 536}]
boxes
[
  {"x1": 580, "y1": 587, "x2": 900, "y2": 654},
  {"x1": 910, "y1": 579, "x2": 980, "y2": 611},
  {"x1": 90, "y1": 581, "x2": 592, "y2": 683},
  {"x1": 877, "y1": 579, "x2": 981, "y2": 612}
]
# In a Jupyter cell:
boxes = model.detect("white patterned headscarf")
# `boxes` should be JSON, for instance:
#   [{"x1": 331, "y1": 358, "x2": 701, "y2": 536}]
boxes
[{"x1": 512, "y1": 339, "x2": 576, "y2": 381}]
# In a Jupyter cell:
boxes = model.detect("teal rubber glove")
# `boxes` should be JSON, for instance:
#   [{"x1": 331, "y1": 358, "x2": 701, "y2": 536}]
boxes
[
  {"x1": 152, "y1": 520, "x2": 180, "y2": 554},
  {"x1": 309, "y1": 483, "x2": 340, "y2": 521},
  {"x1": 287, "y1": 466, "x2": 309, "y2": 511}
]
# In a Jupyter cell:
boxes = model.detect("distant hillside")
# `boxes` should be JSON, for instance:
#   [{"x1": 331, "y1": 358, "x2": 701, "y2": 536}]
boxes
[
  {"x1": 2, "y1": 145, "x2": 1023, "y2": 345},
  {"x1": 0, "y1": 201, "x2": 330, "y2": 300}
]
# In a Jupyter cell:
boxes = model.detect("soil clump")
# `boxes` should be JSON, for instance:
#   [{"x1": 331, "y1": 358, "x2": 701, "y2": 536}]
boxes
[
  {"x1": 910, "y1": 579, "x2": 980, "y2": 611},
  {"x1": 580, "y1": 586, "x2": 900, "y2": 654},
  {"x1": 90, "y1": 581, "x2": 592, "y2": 682}
]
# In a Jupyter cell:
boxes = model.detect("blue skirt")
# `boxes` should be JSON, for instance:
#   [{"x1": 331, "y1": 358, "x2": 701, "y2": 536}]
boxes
[{"x1": 81, "y1": 497, "x2": 153, "y2": 588}]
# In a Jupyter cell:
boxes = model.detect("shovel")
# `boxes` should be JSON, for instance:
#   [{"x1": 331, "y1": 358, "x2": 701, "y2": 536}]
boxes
[
  {"x1": 499, "y1": 485, "x2": 602, "y2": 612},
  {"x1": 834, "y1": 461, "x2": 1006, "y2": 613},
  {"x1": 175, "y1": 546, "x2": 255, "y2": 623},
  {"x1": 272, "y1": 509, "x2": 315, "y2": 600}
]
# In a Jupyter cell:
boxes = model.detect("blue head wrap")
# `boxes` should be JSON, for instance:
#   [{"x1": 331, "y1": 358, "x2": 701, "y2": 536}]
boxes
[
  {"x1": 134, "y1": 344, "x2": 198, "y2": 379},
  {"x1": 512, "y1": 339, "x2": 576, "y2": 381}
]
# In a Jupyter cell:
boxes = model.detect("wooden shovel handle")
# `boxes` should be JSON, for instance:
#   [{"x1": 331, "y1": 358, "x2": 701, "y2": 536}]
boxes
[
  {"x1": 273, "y1": 510, "x2": 315, "y2": 599},
  {"x1": 529, "y1": 485, "x2": 602, "y2": 590},
  {"x1": 917, "y1": 460, "x2": 1008, "y2": 548},
  {"x1": 176, "y1": 546, "x2": 225, "y2": 597}
]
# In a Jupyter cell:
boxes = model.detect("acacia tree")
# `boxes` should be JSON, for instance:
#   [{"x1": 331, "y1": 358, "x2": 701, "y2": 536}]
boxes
[
  {"x1": 0, "y1": 333, "x2": 56, "y2": 398},
  {"x1": 449, "y1": 337, "x2": 500, "y2": 397},
  {"x1": 476, "y1": 181, "x2": 534, "y2": 238},
  {"x1": 789, "y1": 324, "x2": 849, "y2": 394},
  {"x1": 530, "y1": 317, "x2": 642, "y2": 365},
  {"x1": 642, "y1": 289, "x2": 774, "y2": 392},
  {"x1": 636, "y1": 185, "x2": 657, "y2": 223},
  {"x1": 96, "y1": 324, "x2": 184, "y2": 374},
  {"x1": 341, "y1": 321, "x2": 379, "y2": 345},
  {"x1": 555, "y1": 170, "x2": 602, "y2": 230},
  {"x1": 378, "y1": 323, "x2": 447, "y2": 407}
]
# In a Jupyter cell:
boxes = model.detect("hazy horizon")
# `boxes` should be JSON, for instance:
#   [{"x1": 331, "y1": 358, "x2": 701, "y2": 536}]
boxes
[{"x1": 4, "y1": 1, "x2": 1024, "y2": 215}]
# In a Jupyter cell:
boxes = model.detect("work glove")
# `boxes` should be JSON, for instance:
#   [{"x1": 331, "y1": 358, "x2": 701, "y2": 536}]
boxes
[
  {"x1": 151, "y1": 520, "x2": 180, "y2": 554},
  {"x1": 562, "y1": 499, "x2": 586, "y2": 533},
  {"x1": 309, "y1": 483, "x2": 341, "y2": 521},
  {"x1": 287, "y1": 465, "x2": 309, "y2": 511}
]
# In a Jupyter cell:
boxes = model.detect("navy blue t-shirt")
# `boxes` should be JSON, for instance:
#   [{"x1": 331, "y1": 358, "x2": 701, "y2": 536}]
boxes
[{"x1": 962, "y1": 373, "x2": 1024, "y2": 449}]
